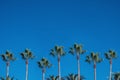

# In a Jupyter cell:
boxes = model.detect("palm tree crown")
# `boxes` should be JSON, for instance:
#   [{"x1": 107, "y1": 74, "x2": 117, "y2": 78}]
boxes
[
  {"x1": 66, "y1": 74, "x2": 77, "y2": 80},
  {"x1": 85, "y1": 52, "x2": 102, "y2": 64},
  {"x1": 66, "y1": 73, "x2": 85, "y2": 80},
  {"x1": 50, "y1": 45, "x2": 65, "y2": 57},
  {"x1": 69, "y1": 44, "x2": 86, "y2": 56},
  {"x1": 105, "y1": 50, "x2": 117, "y2": 60},
  {"x1": 46, "y1": 75, "x2": 59, "y2": 80},
  {"x1": 37, "y1": 57, "x2": 52, "y2": 69},
  {"x1": 20, "y1": 48, "x2": 35, "y2": 60},
  {"x1": 1, "y1": 50, "x2": 15, "y2": 62}
]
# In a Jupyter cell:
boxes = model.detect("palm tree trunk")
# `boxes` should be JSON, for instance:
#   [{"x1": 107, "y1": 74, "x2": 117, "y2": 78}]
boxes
[
  {"x1": 77, "y1": 54, "x2": 80, "y2": 80},
  {"x1": 6, "y1": 61, "x2": 9, "y2": 78},
  {"x1": 109, "y1": 59, "x2": 112, "y2": 80},
  {"x1": 58, "y1": 55, "x2": 61, "y2": 80},
  {"x1": 42, "y1": 68, "x2": 45, "y2": 80},
  {"x1": 94, "y1": 62, "x2": 96, "y2": 80},
  {"x1": 26, "y1": 60, "x2": 28, "y2": 80}
]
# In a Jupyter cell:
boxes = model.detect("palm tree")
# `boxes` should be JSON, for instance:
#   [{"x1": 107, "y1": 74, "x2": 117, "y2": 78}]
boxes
[
  {"x1": 85, "y1": 52, "x2": 102, "y2": 80},
  {"x1": 37, "y1": 57, "x2": 52, "y2": 80},
  {"x1": 46, "y1": 75, "x2": 58, "y2": 80},
  {"x1": 20, "y1": 48, "x2": 35, "y2": 80},
  {"x1": 66, "y1": 73, "x2": 85, "y2": 80},
  {"x1": 50, "y1": 45, "x2": 66, "y2": 80},
  {"x1": 0, "y1": 50, "x2": 16, "y2": 78},
  {"x1": 105, "y1": 50, "x2": 117, "y2": 80},
  {"x1": 69, "y1": 43, "x2": 86, "y2": 80}
]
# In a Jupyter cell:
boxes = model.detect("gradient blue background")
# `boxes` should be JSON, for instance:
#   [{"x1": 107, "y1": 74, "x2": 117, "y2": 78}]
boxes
[{"x1": 0, "y1": 0, "x2": 120, "y2": 80}]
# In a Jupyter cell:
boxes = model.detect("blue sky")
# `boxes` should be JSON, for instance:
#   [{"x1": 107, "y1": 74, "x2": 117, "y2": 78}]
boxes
[{"x1": 0, "y1": 0, "x2": 120, "y2": 80}]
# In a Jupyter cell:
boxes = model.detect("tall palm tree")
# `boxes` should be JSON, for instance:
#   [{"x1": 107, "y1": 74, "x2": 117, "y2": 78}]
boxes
[
  {"x1": 0, "y1": 50, "x2": 16, "y2": 78},
  {"x1": 50, "y1": 45, "x2": 66, "y2": 80},
  {"x1": 105, "y1": 50, "x2": 117, "y2": 80},
  {"x1": 20, "y1": 48, "x2": 35, "y2": 80},
  {"x1": 66, "y1": 73, "x2": 85, "y2": 80},
  {"x1": 37, "y1": 57, "x2": 52, "y2": 80},
  {"x1": 85, "y1": 52, "x2": 102, "y2": 80},
  {"x1": 69, "y1": 43, "x2": 86, "y2": 80}
]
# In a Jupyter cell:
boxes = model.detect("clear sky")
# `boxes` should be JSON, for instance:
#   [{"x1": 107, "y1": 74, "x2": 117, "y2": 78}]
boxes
[{"x1": 0, "y1": 0, "x2": 120, "y2": 80}]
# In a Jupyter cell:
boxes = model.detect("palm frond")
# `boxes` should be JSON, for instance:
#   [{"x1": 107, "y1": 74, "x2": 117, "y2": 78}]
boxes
[
  {"x1": 60, "y1": 51, "x2": 66, "y2": 56},
  {"x1": 97, "y1": 58, "x2": 103, "y2": 63},
  {"x1": 69, "y1": 47, "x2": 74, "y2": 55},
  {"x1": 46, "y1": 75, "x2": 58, "y2": 80},
  {"x1": 11, "y1": 77, "x2": 14, "y2": 80},
  {"x1": 105, "y1": 53, "x2": 110, "y2": 60},
  {"x1": 81, "y1": 50, "x2": 86, "y2": 54},
  {"x1": 112, "y1": 51, "x2": 117, "y2": 58},
  {"x1": 1, "y1": 54, "x2": 7, "y2": 61},
  {"x1": 91, "y1": 52, "x2": 95, "y2": 59},
  {"x1": 55, "y1": 45, "x2": 59, "y2": 52},
  {"x1": 25, "y1": 48, "x2": 29, "y2": 53},
  {"x1": 50, "y1": 49, "x2": 55, "y2": 57},
  {"x1": 74, "y1": 43, "x2": 78, "y2": 49},
  {"x1": 0, "y1": 77, "x2": 5, "y2": 80},
  {"x1": 66, "y1": 73, "x2": 85, "y2": 80},
  {"x1": 6, "y1": 50, "x2": 10, "y2": 56},
  {"x1": 56, "y1": 75, "x2": 59, "y2": 80},
  {"x1": 112, "y1": 72, "x2": 120, "y2": 80},
  {"x1": 85, "y1": 55, "x2": 91, "y2": 64},
  {"x1": 20, "y1": 53, "x2": 25, "y2": 59}
]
